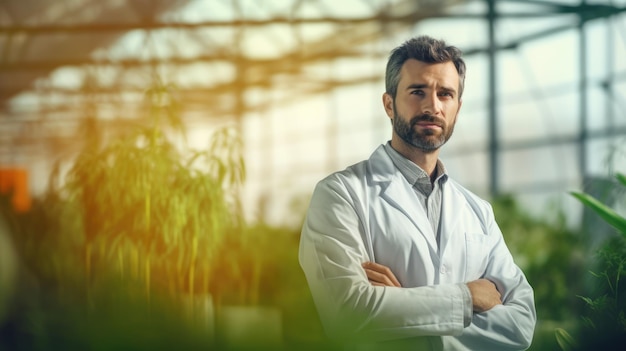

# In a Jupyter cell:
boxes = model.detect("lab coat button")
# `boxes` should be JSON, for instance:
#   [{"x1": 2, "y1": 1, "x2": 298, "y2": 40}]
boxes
[{"x1": 440, "y1": 265, "x2": 447, "y2": 274}]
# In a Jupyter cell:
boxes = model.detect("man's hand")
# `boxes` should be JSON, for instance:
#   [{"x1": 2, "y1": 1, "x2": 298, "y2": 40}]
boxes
[
  {"x1": 362, "y1": 261, "x2": 401, "y2": 287},
  {"x1": 467, "y1": 279, "x2": 502, "y2": 313}
]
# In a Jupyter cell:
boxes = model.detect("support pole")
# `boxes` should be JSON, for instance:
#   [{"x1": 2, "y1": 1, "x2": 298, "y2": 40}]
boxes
[
  {"x1": 605, "y1": 17, "x2": 615, "y2": 175},
  {"x1": 487, "y1": 0, "x2": 499, "y2": 197},
  {"x1": 578, "y1": 3, "x2": 588, "y2": 186}
]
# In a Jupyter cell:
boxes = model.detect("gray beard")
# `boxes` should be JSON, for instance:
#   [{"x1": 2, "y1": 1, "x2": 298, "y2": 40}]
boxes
[{"x1": 392, "y1": 112, "x2": 453, "y2": 152}]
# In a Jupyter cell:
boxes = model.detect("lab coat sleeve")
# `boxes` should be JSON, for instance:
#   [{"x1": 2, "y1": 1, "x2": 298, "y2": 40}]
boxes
[
  {"x1": 449, "y1": 203, "x2": 537, "y2": 350},
  {"x1": 299, "y1": 176, "x2": 471, "y2": 341}
]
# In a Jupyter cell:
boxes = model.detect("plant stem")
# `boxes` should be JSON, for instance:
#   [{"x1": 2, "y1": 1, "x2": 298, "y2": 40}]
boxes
[
  {"x1": 118, "y1": 249, "x2": 124, "y2": 278},
  {"x1": 189, "y1": 236, "x2": 198, "y2": 295},
  {"x1": 146, "y1": 254, "x2": 151, "y2": 304}
]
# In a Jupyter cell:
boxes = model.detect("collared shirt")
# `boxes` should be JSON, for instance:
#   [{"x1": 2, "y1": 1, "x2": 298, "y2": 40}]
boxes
[{"x1": 383, "y1": 142, "x2": 448, "y2": 248}]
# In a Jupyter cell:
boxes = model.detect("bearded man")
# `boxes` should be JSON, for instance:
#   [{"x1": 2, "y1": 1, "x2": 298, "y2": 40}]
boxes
[{"x1": 299, "y1": 36, "x2": 536, "y2": 351}]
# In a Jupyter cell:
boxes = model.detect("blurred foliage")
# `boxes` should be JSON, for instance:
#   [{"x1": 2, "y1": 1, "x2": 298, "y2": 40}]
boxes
[
  {"x1": 226, "y1": 224, "x2": 328, "y2": 349},
  {"x1": 65, "y1": 122, "x2": 245, "y2": 297},
  {"x1": 0, "y1": 195, "x2": 328, "y2": 350},
  {"x1": 491, "y1": 195, "x2": 586, "y2": 351},
  {"x1": 564, "y1": 173, "x2": 626, "y2": 350},
  {"x1": 45, "y1": 83, "x2": 245, "y2": 304},
  {"x1": 0, "y1": 81, "x2": 252, "y2": 350},
  {"x1": 0, "y1": 82, "x2": 328, "y2": 350},
  {"x1": 492, "y1": 195, "x2": 586, "y2": 321}
]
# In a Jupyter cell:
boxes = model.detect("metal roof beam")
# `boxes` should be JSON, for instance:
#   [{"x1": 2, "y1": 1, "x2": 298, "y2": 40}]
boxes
[{"x1": 1, "y1": 3, "x2": 624, "y2": 35}]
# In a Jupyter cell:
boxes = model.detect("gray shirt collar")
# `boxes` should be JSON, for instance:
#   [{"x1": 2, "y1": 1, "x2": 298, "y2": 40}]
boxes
[{"x1": 383, "y1": 142, "x2": 448, "y2": 194}]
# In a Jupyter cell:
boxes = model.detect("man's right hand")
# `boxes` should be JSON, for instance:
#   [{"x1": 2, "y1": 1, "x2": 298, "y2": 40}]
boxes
[
  {"x1": 466, "y1": 279, "x2": 502, "y2": 313},
  {"x1": 362, "y1": 261, "x2": 401, "y2": 287}
]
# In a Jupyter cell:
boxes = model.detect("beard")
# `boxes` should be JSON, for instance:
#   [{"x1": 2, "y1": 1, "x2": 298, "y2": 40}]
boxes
[{"x1": 392, "y1": 110, "x2": 455, "y2": 153}]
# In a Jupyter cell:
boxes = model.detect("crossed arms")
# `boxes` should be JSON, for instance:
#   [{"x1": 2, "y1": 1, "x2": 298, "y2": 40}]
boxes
[
  {"x1": 362, "y1": 261, "x2": 503, "y2": 313},
  {"x1": 299, "y1": 177, "x2": 536, "y2": 349}
]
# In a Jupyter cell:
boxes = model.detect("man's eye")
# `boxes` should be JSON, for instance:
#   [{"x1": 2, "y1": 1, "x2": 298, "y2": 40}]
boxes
[
  {"x1": 439, "y1": 92, "x2": 453, "y2": 98},
  {"x1": 410, "y1": 90, "x2": 423, "y2": 95}
]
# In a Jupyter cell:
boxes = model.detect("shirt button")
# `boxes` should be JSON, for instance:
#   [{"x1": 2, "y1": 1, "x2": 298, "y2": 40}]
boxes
[{"x1": 440, "y1": 265, "x2": 447, "y2": 274}]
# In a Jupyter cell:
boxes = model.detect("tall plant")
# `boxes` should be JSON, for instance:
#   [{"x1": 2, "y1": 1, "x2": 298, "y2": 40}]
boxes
[
  {"x1": 61, "y1": 83, "x2": 245, "y2": 303},
  {"x1": 557, "y1": 173, "x2": 626, "y2": 350}
]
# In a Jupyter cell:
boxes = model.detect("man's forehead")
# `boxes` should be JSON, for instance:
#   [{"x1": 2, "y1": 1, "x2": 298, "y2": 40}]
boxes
[{"x1": 399, "y1": 59, "x2": 459, "y2": 86}]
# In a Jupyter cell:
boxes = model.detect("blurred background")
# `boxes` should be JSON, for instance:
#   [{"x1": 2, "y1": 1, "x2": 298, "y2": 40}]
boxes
[{"x1": 1, "y1": 0, "x2": 626, "y2": 350}]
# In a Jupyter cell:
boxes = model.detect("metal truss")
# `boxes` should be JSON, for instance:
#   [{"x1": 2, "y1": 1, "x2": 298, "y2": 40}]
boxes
[{"x1": 0, "y1": 0, "x2": 625, "y2": 200}]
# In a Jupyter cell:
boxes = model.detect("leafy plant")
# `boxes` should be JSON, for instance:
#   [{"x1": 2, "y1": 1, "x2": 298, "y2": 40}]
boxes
[
  {"x1": 561, "y1": 173, "x2": 626, "y2": 349},
  {"x1": 0, "y1": 80, "x2": 339, "y2": 349},
  {"x1": 570, "y1": 173, "x2": 626, "y2": 237},
  {"x1": 555, "y1": 327, "x2": 577, "y2": 351},
  {"x1": 64, "y1": 85, "x2": 245, "y2": 304},
  {"x1": 0, "y1": 81, "x2": 250, "y2": 349},
  {"x1": 493, "y1": 195, "x2": 585, "y2": 322},
  {"x1": 491, "y1": 195, "x2": 586, "y2": 350}
]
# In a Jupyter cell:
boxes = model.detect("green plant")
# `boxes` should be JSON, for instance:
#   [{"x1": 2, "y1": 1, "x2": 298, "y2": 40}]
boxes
[
  {"x1": 68, "y1": 87, "x2": 246, "y2": 305},
  {"x1": 570, "y1": 173, "x2": 626, "y2": 236},
  {"x1": 0, "y1": 82, "x2": 250, "y2": 350},
  {"x1": 2, "y1": 79, "x2": 340, "y2": 350},
  {"x1": 491, "y1": 195, "x2": 586, "y2": 350},
  {"x1": 493, "y1": 195, "x2": 585, "y2": 321},
  {"x1": 561, "y1": 173, "x2": 626, "y2": 349}
]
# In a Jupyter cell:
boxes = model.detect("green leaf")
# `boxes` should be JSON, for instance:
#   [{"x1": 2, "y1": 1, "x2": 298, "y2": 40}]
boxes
[
  {"x1": 570, "y1": 191, "x2": 626, "y2": 237},
  {"x1": 576, "y1": 295, "x2": 595, "y2": 306},
  {"x1": 617, "y1": 173, "x2": 626, "y2": 188},
  {"x1": 555, "y1": 328, "x2": 577, "y2": 351}
]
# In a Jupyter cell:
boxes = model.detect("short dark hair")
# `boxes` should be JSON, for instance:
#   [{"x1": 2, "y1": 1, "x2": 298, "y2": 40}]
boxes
[{"x1": 385, "y1": 36, "x2": 466, "y2": 99}]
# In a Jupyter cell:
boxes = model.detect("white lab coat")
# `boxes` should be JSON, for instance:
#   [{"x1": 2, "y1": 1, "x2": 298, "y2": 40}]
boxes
[{"x1": 299, "y1": 145, "x2": 536, "y2": 350}]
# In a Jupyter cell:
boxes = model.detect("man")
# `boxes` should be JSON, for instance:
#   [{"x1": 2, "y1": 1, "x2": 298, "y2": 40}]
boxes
[{"x1": 299, "y1": 36, "x2": 536, "y2": 350}]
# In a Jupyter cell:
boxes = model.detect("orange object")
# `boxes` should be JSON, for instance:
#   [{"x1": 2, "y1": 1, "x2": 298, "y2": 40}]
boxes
[
  {"x1": 0, "y1": 169, "x2": 12, "y2": 194},
  {"x1": 0, "y1": 168, "x2": 31, "y2": 213}
]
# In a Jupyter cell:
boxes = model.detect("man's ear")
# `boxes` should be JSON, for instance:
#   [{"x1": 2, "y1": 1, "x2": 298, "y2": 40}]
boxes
[{"x1": 383, "y1": 93, "x2": 394, "y2": 119}]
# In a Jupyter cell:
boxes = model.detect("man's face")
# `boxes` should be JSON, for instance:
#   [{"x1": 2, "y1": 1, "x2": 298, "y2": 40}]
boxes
[{"x1": 383, "y1": 59, "x2": 462, "y2": 153}]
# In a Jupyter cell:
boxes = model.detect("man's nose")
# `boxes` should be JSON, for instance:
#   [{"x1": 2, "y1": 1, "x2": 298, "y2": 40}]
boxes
[{"x1": 422, "y1": 93, "x2": 442, "y2": 115}]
